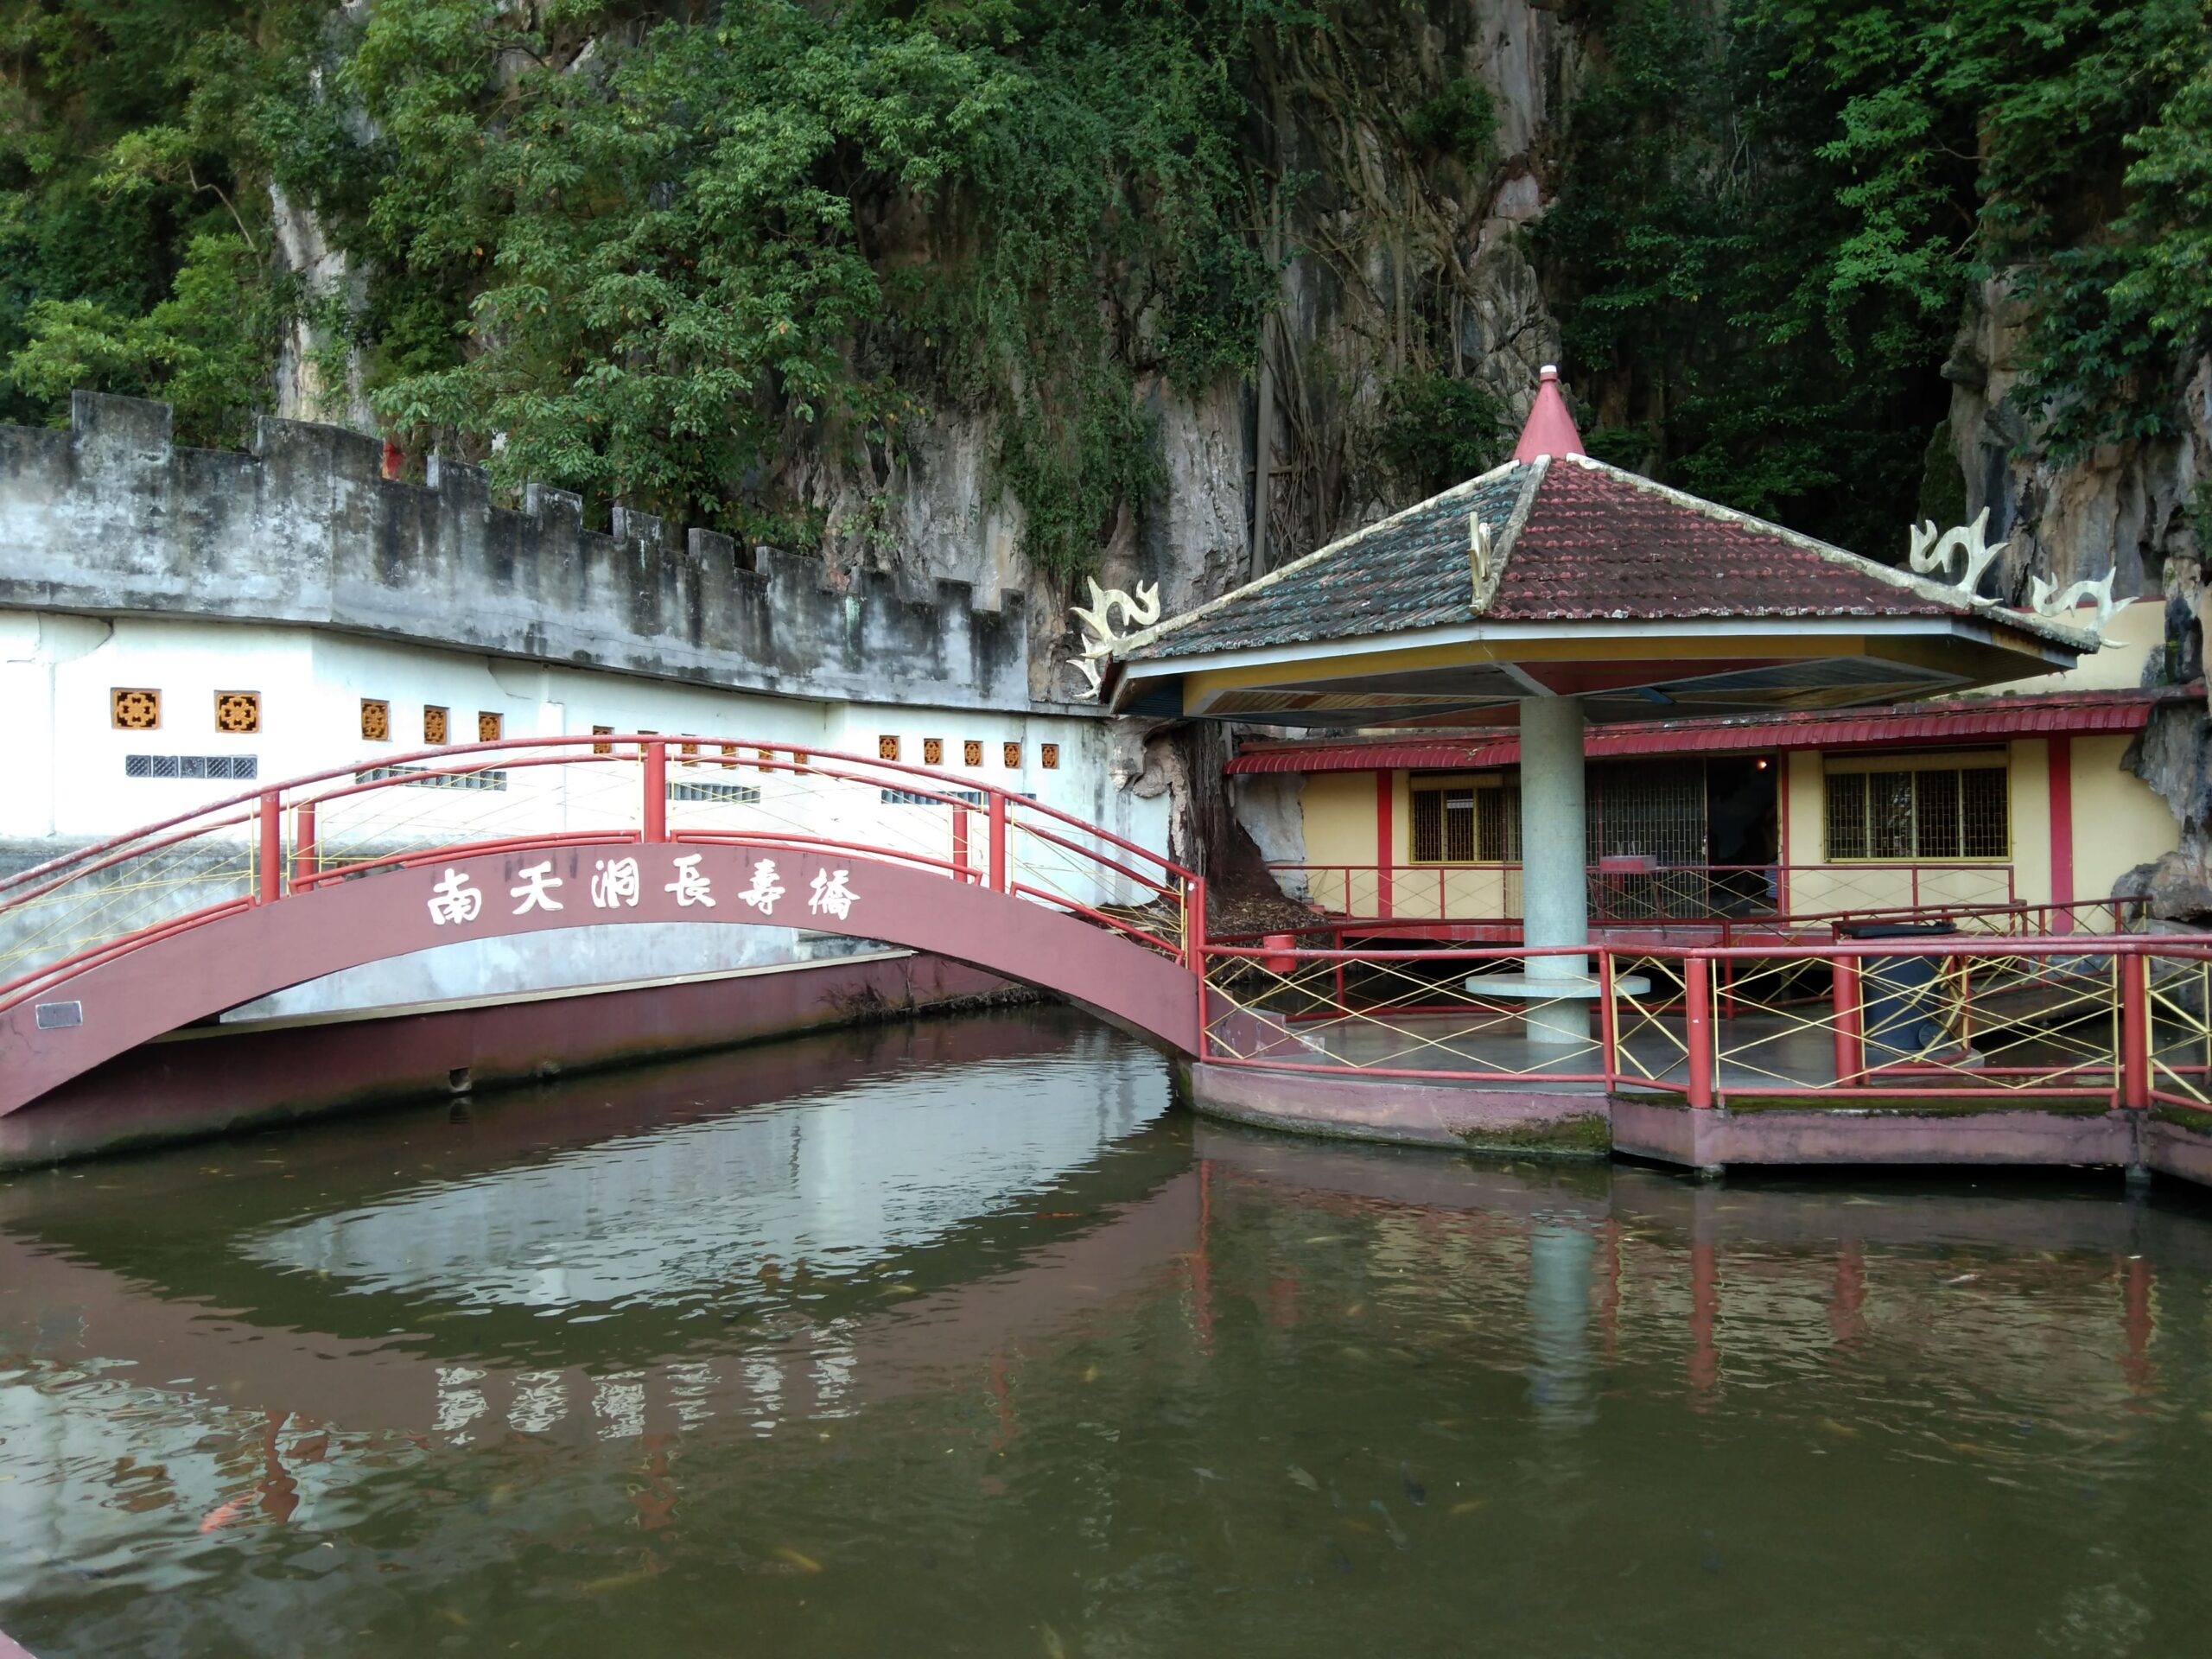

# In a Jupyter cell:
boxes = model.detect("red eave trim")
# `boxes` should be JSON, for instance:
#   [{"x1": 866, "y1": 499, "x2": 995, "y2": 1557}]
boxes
[{"x1": 1224, "y1": 687, "x2": 2199, "y2": 774}]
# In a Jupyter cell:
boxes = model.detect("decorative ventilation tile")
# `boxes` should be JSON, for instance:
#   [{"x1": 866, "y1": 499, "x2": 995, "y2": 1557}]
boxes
[
  {"x1": 593, "y1": 724, "x2": 614, "y2": 755},
  {"x1": 882, "y1": 787, "x2": 985, "y2": 806},
  {"x1": 357, "y1": 763, "x2": 506, "y2": 791},
  {"x1": 1003, "y1": 742, "x2": 1021, "y2": 769},
  {"x1": 720, "y1": 742, "x2": 741, "y2": 769},
  {"x1": 754, "y1": 746, "x2": 775, "y2": 772},
  {"x1": 1041, "y1": 742, "x2": 1060, "y2": 770},
  {"x1": 879, "y1": 735, "x2": 900, "y2": 762},
  {"x1": 214, "y1": 691, "x2": 261, "y2": 734},
  {"x1": 477, "y1": 711, "x2": 503, "y2": 742},
  {"x1": 679, "y1": 739, "x2": 700, "y2": 768},
  {"x1": 126, "y1": 753, "x2": 258, "y2": 780},
  {"x1": 963, "y1": 740, "x2": 983, "y2": 767},
  {"x1": 423, "y1": 706, "x2": 449, "y2": 745},
  {"x1": 924, "y1": 738, "x2": 944, "y2": 766},
  {"x1": 360, "y1": 699, "x2": 391, "y2": 742},
  {"x1": 670, "y1": 780, "x2": 760, "y2": 804},
  {"x1": 111, "y1": 689, "x2": 161, "y2": 731}
]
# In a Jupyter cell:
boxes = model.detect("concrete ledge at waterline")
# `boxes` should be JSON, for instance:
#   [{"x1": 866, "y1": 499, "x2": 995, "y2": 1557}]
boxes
[
  {"x1": 1184, "y1": 1064, "x2": 1613, "y2": 1158},
  {"x1": 1612, "y1": 1095, "x2": 2139, "y2": 1169},
  {"x1": 0, "y1": 950, "x2": 1025, "y2": 1170}
]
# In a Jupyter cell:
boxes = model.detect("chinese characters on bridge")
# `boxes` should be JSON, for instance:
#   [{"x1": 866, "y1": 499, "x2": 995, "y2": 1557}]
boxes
[{"x1": 426, "y1": 855, "x2": 860, "y2": 929}]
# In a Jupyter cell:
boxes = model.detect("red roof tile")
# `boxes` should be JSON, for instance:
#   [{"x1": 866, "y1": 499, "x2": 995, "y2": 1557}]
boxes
[{"x1": 1487, "y1": 460, "x2": 1955, "y2": 621}]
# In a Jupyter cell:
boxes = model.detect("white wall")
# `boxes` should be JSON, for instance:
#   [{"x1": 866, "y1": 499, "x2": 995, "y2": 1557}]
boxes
[{"x1": 3, "y1": 608, "x2": 1175, "y2": 1016}]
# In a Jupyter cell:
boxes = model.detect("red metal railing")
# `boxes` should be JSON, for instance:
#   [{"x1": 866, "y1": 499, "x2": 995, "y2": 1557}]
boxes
[
  {"x1": 1266, "y1": 861, "x2": 2022, "y2": 926},
  {"x1": 0, "y1": 735, "x2": 1198, "y2": 1014},
  {"x1": 1198, "y1": 931, "x2": 2212, "y2": 1113}
]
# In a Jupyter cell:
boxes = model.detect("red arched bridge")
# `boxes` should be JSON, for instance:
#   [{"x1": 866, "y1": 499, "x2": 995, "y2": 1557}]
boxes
[{"x1": 0, "y1": 737, "x2": 1205, "y2": 1116}]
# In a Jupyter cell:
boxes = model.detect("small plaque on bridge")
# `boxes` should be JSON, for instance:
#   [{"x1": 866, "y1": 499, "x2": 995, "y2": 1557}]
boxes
[{"x1": 34, "y1": 1001, "x2": 82, "y2": 1030}]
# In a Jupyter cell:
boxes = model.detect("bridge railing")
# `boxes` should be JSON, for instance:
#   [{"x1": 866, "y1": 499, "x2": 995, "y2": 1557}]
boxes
[
  {"x1": 0, "y1": 736, "x2": 1197, "y2": 1014},
  {"x1": 1195, "y1": 929, "x2": 2212, "y2": 1111}
]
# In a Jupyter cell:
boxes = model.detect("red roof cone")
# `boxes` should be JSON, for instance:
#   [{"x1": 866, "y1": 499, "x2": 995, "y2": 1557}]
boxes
[{"x1": 1512, "y1": 364, "x2": 1585, "y2": 462}]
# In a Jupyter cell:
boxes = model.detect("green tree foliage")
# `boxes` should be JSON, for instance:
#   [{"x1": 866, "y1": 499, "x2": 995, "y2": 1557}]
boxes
[
  {"x1": 1541, "y1": 0, "x2": 2209, "y2": 554},
  {"x1": 0, "y1": 0, "x2": 2202, "y2": 572}
]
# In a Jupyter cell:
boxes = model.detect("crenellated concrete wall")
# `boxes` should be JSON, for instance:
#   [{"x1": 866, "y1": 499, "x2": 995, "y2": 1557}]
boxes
[{"x1": 0, "y1": 393, "x2": 1056, "y2": 713}]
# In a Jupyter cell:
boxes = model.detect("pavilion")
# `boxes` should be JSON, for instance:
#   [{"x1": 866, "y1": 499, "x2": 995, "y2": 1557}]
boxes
[{"x1": 1098, "y1": 366, "x2": 2103, "y2": 1042}]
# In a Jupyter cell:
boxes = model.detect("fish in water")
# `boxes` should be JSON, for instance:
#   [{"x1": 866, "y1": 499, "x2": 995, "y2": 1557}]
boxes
[
  {"x1": 1287, "y1": 1465, "x2": 1319, "y2": 1493},
  {"x1": 1943, "y1": 1273, "x2": 1980, "y2": 1287},
  {"x1": 1401, "y1": 1463, "x2": 1427, "y2": 1505},
  {"x1": 1370, "y1": 1500, "x2": 1410, "y2": 1550},
  {"x1": 1448, "y1": 1499, "x2": 1485, "y2": 1516},
  {"x1": 198, "y1": 1497, "x2": 251, "y2": 1534},
  {"x1": 1699, "y1": 1530, "x2": 1722, "y2": 1575},
  {"x1": 1328, "y1": 1541, "x2": 1353, "y2": 1576},
  {"x1": 1817, "y1": 1418, "x2": 1860, "y2": 1440},
  {"x1": 1040, "y1": 1623, "x2": 1068, "y2": 1659},
  {"x1": 582, "y1": 1569, "x2": 658, "y2": 1595},
  {"x1": 772, "y1": 1546, "x2": 823, "y2": 1574},
  {"x1": 1326, "y1": 1483, "x2": 1345, "y2": 1511}
]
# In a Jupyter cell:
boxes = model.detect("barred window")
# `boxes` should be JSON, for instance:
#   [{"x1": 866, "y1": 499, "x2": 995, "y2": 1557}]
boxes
[
  {"x1": 1825, "y1": 756, "x2": 2007, "y2": 861},
  {"x1": 1410, "y1": 775, "x2": 1519, "y2": 862}
]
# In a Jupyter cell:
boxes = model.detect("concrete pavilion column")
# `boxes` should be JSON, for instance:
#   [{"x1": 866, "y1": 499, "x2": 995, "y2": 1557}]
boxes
[{"x1": 1518, "y1": 696, "x2": 1591, "y2": 1045}]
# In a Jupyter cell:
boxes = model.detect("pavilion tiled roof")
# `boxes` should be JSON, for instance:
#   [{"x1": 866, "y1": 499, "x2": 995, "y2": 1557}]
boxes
[{"x1": 1115, "y1": 454, "x2": 2071, "y2": 666}]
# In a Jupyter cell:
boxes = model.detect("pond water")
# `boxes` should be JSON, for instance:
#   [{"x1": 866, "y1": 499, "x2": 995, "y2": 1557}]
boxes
[{"x1": 4, "y1": 1007, "x2": 2212, "y2": 1656}]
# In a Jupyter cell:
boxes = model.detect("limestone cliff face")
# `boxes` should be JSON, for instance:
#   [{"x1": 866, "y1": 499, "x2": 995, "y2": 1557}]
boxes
[
  {"x1": 1941, "y1": 282, "x2": 2206, "y2": 607},
  {"x1": 793, "y1": 0, "x2": 1575, "y2": 715}
]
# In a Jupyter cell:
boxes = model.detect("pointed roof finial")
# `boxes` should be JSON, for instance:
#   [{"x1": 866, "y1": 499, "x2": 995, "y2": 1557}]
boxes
[{"x1": 1512, "y1": 364, "x2": 1586, "y2": 463}]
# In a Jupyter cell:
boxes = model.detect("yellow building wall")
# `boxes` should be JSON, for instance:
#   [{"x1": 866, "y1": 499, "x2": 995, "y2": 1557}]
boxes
[
  {"x1": 2005, "y1": 739, "x2": 2052, "y2": 909},
  {"x1": 1295, "y1": 770, "x2": 1383, "y2": 913},
  {"x1": 1783, "y1": 748, "x2": 1823, "y2": 886},
  {"x1": 2071, "y1": 734, "x2": 2180, "y2": 903}
]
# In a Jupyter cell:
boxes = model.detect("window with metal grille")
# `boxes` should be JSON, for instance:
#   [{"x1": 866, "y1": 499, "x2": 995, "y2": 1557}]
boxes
[
  {"x1": 214, "y1": 691, "x2": 260, "y2": 734},
  {"x1": 1825, "y1": 755, "x2": 2007, "y2": 860},
  {"x1": 1041, "y1": 743, "x2": 1060, "y2": 770},
  {"x1": 592, "y1": 724, "x2": 614, "y2": 754},
  {"x1": 1003, "y1": 742, "x2": 1021, "y2": 768},
  {"x1": 360, "y1": 699, "x2": 390, "y2": 742},
  {"x1": 477, "y1": 710, "x2": 502, "y2": 743},
  {"x1": 1586, "y1": 761, "x2": 1704, "y2": 863},
  {"x1": 111, "y1": 689, "x2": 160, "y2": 730},
  {"x1": 423, "y1": 706, "x2": 449, "y2": 745},
  {"x1": 879, "y1": 735, "x2": 900, "y2": 761},
  {"x1": 1410, "y1": 776, "x2": 1519, "y2": 861},
  {"x1": 924, "y1": 737, "x2": 944, "y2": 766},
  {"x1": 963, "y1": 740, "x2": 983, "y2": 766}
]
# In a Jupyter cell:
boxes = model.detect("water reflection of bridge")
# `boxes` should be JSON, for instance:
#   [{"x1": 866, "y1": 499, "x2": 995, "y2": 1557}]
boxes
[{"x1": 5, "y1": 1033, "x2": 2201, "y2": 1476}]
